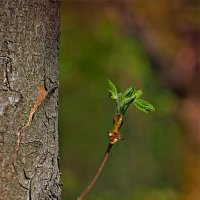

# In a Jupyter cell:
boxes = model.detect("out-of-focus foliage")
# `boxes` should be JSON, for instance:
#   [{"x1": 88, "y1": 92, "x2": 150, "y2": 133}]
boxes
[{"x1": 59, "y1": 1, "x2": 199, "y2": 200}]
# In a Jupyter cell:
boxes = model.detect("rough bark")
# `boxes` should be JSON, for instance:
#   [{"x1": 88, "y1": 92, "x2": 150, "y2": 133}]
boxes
[{"x1": 0, "y1": 0, "x2": 61, "y2": 199}]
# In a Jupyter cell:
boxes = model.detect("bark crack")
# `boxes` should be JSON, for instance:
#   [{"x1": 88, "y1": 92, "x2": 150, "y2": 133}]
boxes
[
  {"x1": 28, "y1": 167, "x2": 38, "y2": 200},
  {"x1": 13, "y1": 82, "x2": 47, "y2": 168}
]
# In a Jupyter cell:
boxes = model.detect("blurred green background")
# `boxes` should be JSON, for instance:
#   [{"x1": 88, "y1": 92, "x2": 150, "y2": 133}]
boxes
[{"x1": 59, "y1": 1, "x2": 199, "y2": 200}]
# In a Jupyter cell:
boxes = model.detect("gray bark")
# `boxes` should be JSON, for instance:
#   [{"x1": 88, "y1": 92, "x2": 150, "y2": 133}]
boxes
[{"x1": 0, "y1": 0, "x2": 61, "y2": 199}]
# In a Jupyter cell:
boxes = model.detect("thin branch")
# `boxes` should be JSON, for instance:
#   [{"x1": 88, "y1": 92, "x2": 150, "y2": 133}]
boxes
[
  {"x1": 77, "y1": 80, "x2": 155, "y2": 199},
  {"x1": 77, "y1": 114, "x2": 124, "y2": 200},
  {"x1": 77, "y1": 143, "x2": 113, "y2": 200}
]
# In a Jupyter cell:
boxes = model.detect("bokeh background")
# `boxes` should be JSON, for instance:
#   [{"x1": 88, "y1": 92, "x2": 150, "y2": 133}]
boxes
[{"x1": 59, "y1": 1, "x2": 200, "y2": 199}]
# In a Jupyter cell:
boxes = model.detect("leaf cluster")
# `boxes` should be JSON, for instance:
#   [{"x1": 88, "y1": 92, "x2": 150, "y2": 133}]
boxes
[{"x1": 108, "y1": 79, "x2": 155, "y2": 115}]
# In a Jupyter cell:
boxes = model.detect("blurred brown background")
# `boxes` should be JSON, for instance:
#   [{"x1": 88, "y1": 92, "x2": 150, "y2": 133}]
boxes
[{"x1": 59, "y1": 1, "x2": 200, "y2": 199}]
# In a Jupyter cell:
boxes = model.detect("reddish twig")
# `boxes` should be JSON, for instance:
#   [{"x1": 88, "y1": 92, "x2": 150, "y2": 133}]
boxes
[{"x1": 77, "y1": 114, "x2": 123, "y2": 200}]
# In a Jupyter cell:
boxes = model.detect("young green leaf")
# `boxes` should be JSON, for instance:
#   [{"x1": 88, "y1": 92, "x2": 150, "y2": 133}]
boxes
[
  {"x1": 124, "y1": 86, "x2": 135, "y2": 98},
  {"x1": 108, "y1": 78, "x2": 155, "y2": 115},
  {"x1": 116, "y1": 93, "x2": 124, "y2": 114},
  {"x1": 108, "y1": 79, "x2": 118, "y2": 100},
  {"x1": 123, "y1": 96, "x2": 135, "y2": 107},
  {"x1": 133, "y1": 90, "x2": 143, "y2": 99},
  {"x1": 134, "y1": 99, "x2": 155, "y2": 113}
]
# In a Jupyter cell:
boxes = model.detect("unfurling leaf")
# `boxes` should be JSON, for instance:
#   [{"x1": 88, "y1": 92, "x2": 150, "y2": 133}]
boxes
[
  {"x1": 134, "y1": 99, "x2": 155, "y2": 113},
  {"x1": 124, "y1": 86, "x2": 135, "y2": 98},
  {"x1": 108, "y1": 79, "x2": 118, "y2": 100},
  {"x1": 108, "y1": 79, "x2": 155, "y2": 115},
  {"x1": 133, "y1": 90, "x2": 143, "y2": 99},
  {"x1": 123, "y1": 96, "x2": 135, "y2": 107}
]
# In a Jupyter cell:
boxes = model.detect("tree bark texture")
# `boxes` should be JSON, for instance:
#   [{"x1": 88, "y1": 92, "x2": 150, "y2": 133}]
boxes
[{"x1": 0, "y1": 1, "x2": 61, "y2": 199}]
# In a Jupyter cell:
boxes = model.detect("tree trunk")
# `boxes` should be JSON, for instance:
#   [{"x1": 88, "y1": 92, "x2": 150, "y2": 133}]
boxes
[{"x1": 0, "y1": 0, "x2": 61, "y2": 199}]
